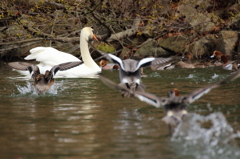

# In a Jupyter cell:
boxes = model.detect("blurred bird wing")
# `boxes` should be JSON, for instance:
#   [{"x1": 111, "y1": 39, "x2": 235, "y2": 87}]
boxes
[
  {"x1": 133, "y1": 91, "x2": 168, "y2": 108},
  {"x1": 185, "y1": 69, "x2": 240, "y2": 104},
  {"x1": 108, "y1": 54, "x2": 126, "y2": 71},
  {"x1": 7, "y1": 62, "x2": 32, "y2": 71},
  {"x1": 184, "y1": 84, "x2": 218, "y2": 104},
  {"x1": 100, "y1": 75, "x2": 167, "y2": 107},
  {"x1": 135, "y1": 57, "x2": 155, "y2": 71},
  {"x1": 7, "y1": 62, "x2": 40, "y2": 79},
  {"x1": 151, "y1": 57, "x2": 177, "y2": 66},
  {"x1": 99, "y1": 75, "x2": 129, "y2": 92},
  {"x1": 151, "y1": 57, "x2": 179, "y2": 69},
  {"x1": 28, "y1": 65, "x2": 40, "y2": 80},
  {"x1": 48, "y1": 61, "x2": 83, "y2": 80}
]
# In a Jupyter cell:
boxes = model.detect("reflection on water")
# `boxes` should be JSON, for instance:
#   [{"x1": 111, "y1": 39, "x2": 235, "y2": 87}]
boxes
[{"x1": 0, "y1": 61, "x2": 240, "y2": 159}]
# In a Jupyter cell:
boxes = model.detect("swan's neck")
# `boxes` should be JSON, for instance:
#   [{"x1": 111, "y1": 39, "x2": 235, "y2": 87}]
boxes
[{"x1": 80, "y1": 36, "x2": 100, "y2": 71}]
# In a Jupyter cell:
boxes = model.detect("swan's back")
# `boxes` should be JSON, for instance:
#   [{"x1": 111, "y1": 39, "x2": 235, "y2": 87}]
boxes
[
  {"x1": 21, "y1": 26, "x2": 101, "y2": 78},
  {"x1": 25, "y1": 47, "x2": 81, "y2": 66}
]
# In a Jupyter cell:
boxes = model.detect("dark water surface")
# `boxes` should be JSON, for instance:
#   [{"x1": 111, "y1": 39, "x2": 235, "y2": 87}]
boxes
[{"x1": 1, "y1": 61, "x2": 240, "y2": 159}]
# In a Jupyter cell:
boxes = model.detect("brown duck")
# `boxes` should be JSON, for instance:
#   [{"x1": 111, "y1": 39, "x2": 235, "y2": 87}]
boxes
[{"x1": 8, "y1": 61, "x2": 82, "y2": 94}]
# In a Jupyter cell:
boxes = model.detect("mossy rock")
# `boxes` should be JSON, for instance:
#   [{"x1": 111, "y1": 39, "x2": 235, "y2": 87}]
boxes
[{"x1": 97, "y1": 42, "x2": 116, "y2": 53}]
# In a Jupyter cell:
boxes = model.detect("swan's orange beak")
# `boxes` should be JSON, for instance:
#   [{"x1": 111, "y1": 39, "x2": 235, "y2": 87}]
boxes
[{"x1": 93, "y1": 34, "x2": 98, "y2": 41}]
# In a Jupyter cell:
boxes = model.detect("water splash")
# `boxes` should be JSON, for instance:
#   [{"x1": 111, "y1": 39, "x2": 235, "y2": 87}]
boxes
[
  {"x1": 186, "y1": 74, "x2": 194, "y2": 79},
  {"x1": 212, "y1": 73, "x2": 219, "y2": 79},
  {"x1": 149, "y1": 72, "x2": 161, "y2": 77},
  {"x1": 16, "y1": 81, "x2": 64, "y2": 95},
  {"x1": 171, "y1": 112, "x2": 240, "y2": 159},
  {"x1": 16, "y1": 81, "x2": 36, "y2": 95}
]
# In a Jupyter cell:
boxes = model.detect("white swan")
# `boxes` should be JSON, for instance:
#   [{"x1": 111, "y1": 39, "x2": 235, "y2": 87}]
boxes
[{"x1": 18, "y1": 27, "x2": 101, "y2": 78}]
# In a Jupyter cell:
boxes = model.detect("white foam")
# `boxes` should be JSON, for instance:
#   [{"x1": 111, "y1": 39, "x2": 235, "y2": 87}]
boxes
[
  {"x1": 16, "y1": 80, "x2": 64, "y2": 95},
  {"x1": 16, "y1": 81, "x2": 36, "y2": 95},
  {"x1": 187, "y1": 74, "x2": 194, "y2": 78},
  {"x1": 171, "y1": 112, "x2": 240, "y2": 159},
  {"x1": 212, "y1": 73, "x2": 219, "y2": 79}
]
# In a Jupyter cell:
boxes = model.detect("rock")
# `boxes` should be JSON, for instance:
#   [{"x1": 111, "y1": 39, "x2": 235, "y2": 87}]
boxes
[
  {"x1": 185, "y1": 31, "x2": 238, "y2": 58},
  {"x1": 97, "y1": 42, "x2": 116, "y2": 53},
  {"x1": 229, "y1": 13, "x2": 240, "y2": 30},
  {"x1": 237, "y1": 33, "x2": 240, "y2": 54},
  {"x1": 135, "y1": 39, "x2": 173, "y2": 58},
  {"x1": 158, "y1": 36, "x2": 187, "y2": 54},
  {"x1": 177, "y1": 4, "x2": 220, "y2": 33},
  {"x1": 218, "y1": 30, "x2": 238, "y2": 57},
  {"x1": 119, "y1": 47, "x2": 131, "y2": 59},
  {"x1": 185, "y1": 36, "x2": 218, "y2": 58}
]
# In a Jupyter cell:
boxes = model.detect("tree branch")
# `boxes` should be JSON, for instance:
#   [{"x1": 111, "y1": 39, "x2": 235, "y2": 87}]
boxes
[{"x1": 105, "y1": 17, "x2": 141, "y2": 43}]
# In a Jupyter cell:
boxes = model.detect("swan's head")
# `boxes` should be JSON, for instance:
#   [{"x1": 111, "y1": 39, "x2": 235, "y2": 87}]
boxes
[{"x1": 80, "y1": 27, "x2": 98, "y2": 41}]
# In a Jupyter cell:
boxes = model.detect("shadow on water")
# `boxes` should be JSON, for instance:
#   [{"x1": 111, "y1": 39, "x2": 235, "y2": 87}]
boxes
[{"x1": 0, "y1": 60, "x2": 240, "y2": 159}]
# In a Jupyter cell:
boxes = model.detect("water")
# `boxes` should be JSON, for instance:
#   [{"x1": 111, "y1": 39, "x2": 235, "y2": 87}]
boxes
[{"x1": 1, "y1": 61, "x2": 240, "y2": 159}]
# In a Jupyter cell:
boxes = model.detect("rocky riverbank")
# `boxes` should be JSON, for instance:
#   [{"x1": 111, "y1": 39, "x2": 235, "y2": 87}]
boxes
[{"x1": 0, "y1": 0, "x2": 240, "y2": 62}]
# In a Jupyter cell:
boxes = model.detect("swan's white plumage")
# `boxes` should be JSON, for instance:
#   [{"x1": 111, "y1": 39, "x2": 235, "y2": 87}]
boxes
[{"x1": 18, "y1": 27, "x2": 101, "y2": 78}]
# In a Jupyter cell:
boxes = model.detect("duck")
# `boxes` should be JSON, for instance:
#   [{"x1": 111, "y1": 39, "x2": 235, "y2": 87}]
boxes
[
  {"x1": 8, "y1": 61, "x2": 82, "y2": 94},
  {"x1": 98, "y1": 52, "x2": 175, "y2": 96},
  {"x1": 99, "y1": 59, "x2": 119, "y2": 70},
  {"x1": 211, "y1": 50, "x2": 240, "y2": 72},
  {"x1": 99, "y1": 69, "x2": 240, "y2": 134},
  {"x1": 105, "y1": 54, "x2": 156, "y2": 96},
  {"x1": 151, "y1": 61, "x2": 177, "y2": 70},
  {"x1": 175, "y1": 60, "x2": 195, "y2": 68},
  {"x1": 19, "y1": 27, "x2": 101, "y2": 78},
  {"x1": 150, "y1": 56, "x2": 180, "y2": 70},
  {"x1": 180, "y1": 52, "x2": 210, "y2": 68},
  {"x1": 150, "y1": 54, "x2": 203, "y2": 70}
]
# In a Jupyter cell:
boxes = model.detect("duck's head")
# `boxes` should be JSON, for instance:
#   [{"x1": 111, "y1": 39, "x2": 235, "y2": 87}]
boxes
[
  {"x1": 112, "y1": 65, "x2": 119, "y2": 70},
  {"x1": 182, "y1": 52, "x2": 193, "y2": 61},
  {"x1": 99, "y1": 59, "x2": 107, "y2": 67},
  {"x1": 80, "y1": 27, "x2": 98, "y2": 41},
  {"x1": 211, "y1": 50, "x2": 223, "y2": 59},
  {"x1": 168, "y1": 89, "x2": 179, "y2": 97}
]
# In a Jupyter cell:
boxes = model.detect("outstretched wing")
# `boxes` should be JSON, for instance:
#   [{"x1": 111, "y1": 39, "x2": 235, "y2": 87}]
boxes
[
  {"x1": 47, "y1": 61, "x2": 83, "y2": 80},
  {"x1": 100, "y1": 75, "x2": 168, "y2": 108},
  {"x1": 151, "y1": 57, "x2": 180, "y2": 70},
  {"x1": 28, "y1": 65, "x2": 40, "y2": 80},
  {"x1": 58, "y1": 61, "x2": 83, "y2": 71},
  {"x1": 7, "y1": 62, "x2": 32, "y2": 71},
  {"x1": 133, "y1": 91, "x2": 168, "y2": 108},
  {"x1": 99, "y1": 75, "x2": 129, "y2": 92},
  {"x1": 185, "y1": 69, "x2": 240, "y2": 104},
  {"x1": 135, "y1": 57, "x2": 155, "y2": 72},
  {"x1": 7, "y1": 62, "x2": 40, "y2": 78},
  {"x1": 107, "y1": 54, "x2": 126, "y2": 71}
]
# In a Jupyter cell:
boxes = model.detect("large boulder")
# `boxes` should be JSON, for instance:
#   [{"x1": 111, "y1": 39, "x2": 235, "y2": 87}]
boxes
[
  {"x1": 135, "y1": 39, "x2": 173, "y2": 58},
  {"x1": 216, "y1": 30, "x2": 238, "y2": 57},
  {"x1": 177, "y1": 4, "x2": 220, "y2": 34},
  {"x1": 185, "y1": 36, "x2": 218, "y2": 58},
  {"x1": 158, "y1": 36, "x2": 187, "y2": 54}
]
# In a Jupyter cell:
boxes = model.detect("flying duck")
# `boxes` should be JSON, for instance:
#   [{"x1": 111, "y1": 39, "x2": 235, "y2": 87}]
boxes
[{"x1": 99, "y1": 69, "x2": 240, "y2": 134}]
